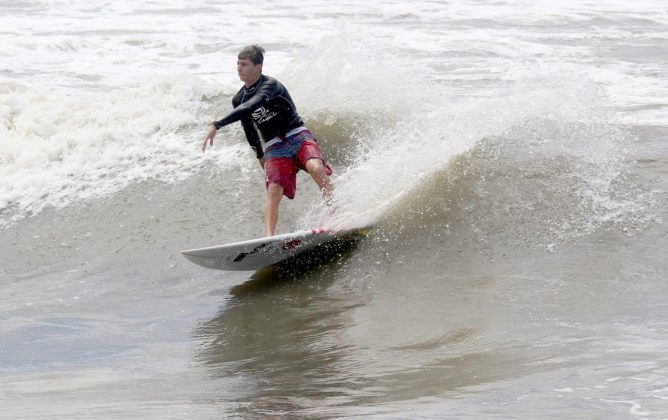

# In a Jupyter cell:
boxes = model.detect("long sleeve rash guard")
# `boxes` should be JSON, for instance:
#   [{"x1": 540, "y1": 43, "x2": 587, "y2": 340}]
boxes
[{"x1": 212, "y1": 75, "x2": 304, "y2": 159}]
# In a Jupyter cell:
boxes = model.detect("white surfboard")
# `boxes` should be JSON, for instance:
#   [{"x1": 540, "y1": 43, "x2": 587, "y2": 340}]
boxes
[{"x1": 181, "y1": 226, "x2": 370, "y2": 271}]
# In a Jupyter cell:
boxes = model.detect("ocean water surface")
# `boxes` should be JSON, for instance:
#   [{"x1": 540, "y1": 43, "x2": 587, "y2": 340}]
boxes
[{"x1": 1, "y1": 1, "x2": 667, "y2": 418}]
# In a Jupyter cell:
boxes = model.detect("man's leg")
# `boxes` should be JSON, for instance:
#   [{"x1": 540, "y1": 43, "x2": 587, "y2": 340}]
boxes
[
  {"x1": 304, "y1": 158, "x2": 333, "y2": 202},
  {"x1": 265, "y1": 183, "x2": 284, "y2": 236}
]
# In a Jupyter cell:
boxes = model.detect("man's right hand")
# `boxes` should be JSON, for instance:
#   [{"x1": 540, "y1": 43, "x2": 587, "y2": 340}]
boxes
[{"x1": 202, "y1": 125, "x2": 217, "y2": 153}]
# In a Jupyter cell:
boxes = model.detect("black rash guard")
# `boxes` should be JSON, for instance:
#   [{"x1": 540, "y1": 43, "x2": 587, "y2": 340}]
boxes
[{"x1": 212, "y1": 75, "x2": 304, "y2": 159}]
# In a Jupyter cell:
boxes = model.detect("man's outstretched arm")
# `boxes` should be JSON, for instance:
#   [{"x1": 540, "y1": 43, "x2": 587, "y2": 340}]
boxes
[
  {"x1": 212, "y1": 94, "x2": 266, "y2": 130},
  {"x1": 201, "y1": 94, "x2": 267, "y2": 153}
]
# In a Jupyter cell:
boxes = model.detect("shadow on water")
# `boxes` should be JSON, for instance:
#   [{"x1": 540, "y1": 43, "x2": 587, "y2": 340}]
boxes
[
  {"x1": 192, "y1": 236, "x2": 370, "y2": 416},
  {"x1": 228, "y1": 235, "x2": 364, "y2": 297}
]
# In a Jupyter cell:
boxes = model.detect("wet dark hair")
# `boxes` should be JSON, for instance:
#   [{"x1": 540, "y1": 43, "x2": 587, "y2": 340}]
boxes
[{"x1": 238, "y1": 44, "x2": 265, "y2": 65}]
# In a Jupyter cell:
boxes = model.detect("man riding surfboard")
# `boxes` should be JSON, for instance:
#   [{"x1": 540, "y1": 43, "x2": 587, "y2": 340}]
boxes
[{"x1": 201, "y1": 45, "x2": 333, "y2": 236}]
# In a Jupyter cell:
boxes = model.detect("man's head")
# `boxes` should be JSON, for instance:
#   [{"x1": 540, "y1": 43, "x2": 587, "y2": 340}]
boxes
[
  {"x1": 237, "y1": 44, "x2": 264, "y2": 86},
  {"x1": 238, "y1": 44, "x2": 264, "y2": 65}
]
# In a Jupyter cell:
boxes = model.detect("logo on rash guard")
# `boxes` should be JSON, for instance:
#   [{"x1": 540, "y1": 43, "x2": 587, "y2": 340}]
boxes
[{"x1": 252, "y1": 106, "x2": 278, "y2": 123}]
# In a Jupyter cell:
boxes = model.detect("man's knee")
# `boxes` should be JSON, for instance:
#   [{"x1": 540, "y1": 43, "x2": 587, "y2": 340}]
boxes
[
  {"x1": 305, "y1": 158, "x2": 325, "y2": 174},
  {"x1": 267, "y1": 182, "x2": 284, "y2": 195}
]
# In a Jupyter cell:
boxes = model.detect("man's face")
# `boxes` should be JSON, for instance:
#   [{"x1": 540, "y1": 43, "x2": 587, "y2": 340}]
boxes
[{"x1": 237, "y1": 58, "x2": 262, "y2": 84}]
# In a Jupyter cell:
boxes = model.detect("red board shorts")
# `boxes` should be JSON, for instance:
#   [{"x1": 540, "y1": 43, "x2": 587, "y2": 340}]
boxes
[{"x1": 264, "y1": 129, "x2": 332, "y2": 199}]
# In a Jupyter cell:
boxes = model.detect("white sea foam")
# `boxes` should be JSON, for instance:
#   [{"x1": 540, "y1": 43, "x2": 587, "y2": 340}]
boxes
[{"x1": 0, "y1": 75, "x2": 250, "y2": 226}]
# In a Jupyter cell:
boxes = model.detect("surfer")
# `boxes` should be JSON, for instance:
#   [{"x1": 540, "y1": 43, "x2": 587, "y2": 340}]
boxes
[{"x1": 201, "y1": 45, "x2": 333, "y2": 237}]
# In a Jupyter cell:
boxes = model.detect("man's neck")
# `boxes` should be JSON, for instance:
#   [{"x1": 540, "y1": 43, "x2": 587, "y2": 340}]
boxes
[{"x1": 244, "y1": 74, "x2": 262, "y2": 88}]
